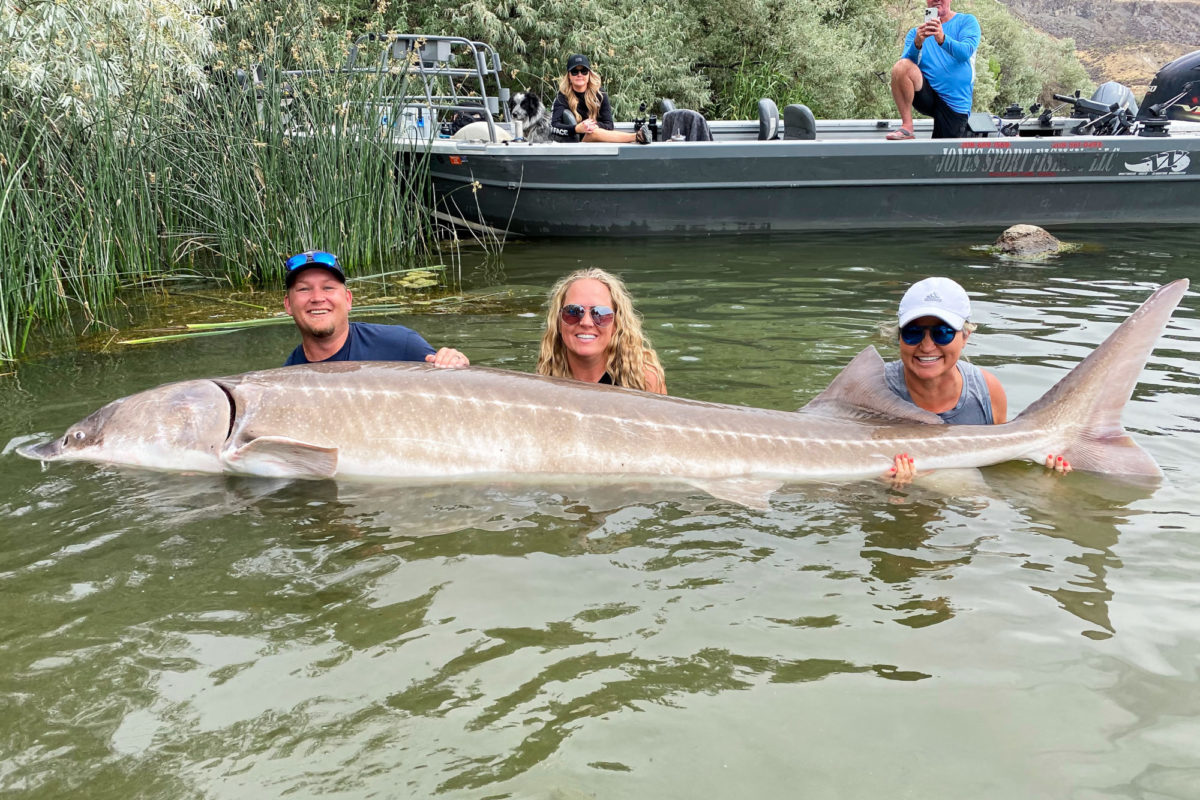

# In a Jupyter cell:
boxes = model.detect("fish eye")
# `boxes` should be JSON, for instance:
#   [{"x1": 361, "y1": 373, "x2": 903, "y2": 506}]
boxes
[{"x1": 72, "y1": 431, "x2": 86, "y2": 442}]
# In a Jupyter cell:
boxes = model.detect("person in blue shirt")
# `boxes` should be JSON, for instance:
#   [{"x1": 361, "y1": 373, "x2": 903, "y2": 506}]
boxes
[
  {"x1": 887, "y1": 0, "x2": 981, "y2": 140},
  {"x1": 281, "y1": 250, "x2": 469, "y2": 368}
]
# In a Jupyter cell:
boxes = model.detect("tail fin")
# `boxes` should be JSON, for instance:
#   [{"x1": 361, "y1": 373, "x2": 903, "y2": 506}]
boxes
[{"x1": 1016, "y1": 279, "x2": 1188, "y2": 476}]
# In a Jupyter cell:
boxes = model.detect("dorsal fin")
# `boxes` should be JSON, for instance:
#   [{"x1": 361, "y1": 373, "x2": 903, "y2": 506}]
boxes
[{"x1": 799, "y1": 347, "x2": 945, "y2": 424}]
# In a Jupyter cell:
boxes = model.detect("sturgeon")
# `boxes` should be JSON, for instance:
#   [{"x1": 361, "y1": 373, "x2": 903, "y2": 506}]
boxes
[{"x1": 17, "y1": 279, "x2": 1189, "y2": 505}]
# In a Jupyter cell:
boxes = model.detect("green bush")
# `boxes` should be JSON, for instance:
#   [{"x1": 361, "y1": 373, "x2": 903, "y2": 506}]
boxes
[
  {"x1": 961, "y1": 0, "x2": 1093, "y2": 111},
  {"x1": 383, "y1": 0, "x2": 1092, "y2": 120},
  {"x1": 0, "y1": 0, "x2": 436, "y2": 362}
]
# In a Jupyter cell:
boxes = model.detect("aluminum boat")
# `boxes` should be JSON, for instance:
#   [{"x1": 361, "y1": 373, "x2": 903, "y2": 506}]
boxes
[{"x1": 367, "y1": 35, "x2": 1200, "y2": 237}]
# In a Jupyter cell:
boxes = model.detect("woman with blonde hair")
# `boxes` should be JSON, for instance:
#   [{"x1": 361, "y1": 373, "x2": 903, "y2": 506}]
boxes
[
  {"x1": 536, "y1": 268, "x2": 666, "y2": 394},
  {"x1": 548, "y1": 54, "x2": 651, "y2": 145}
]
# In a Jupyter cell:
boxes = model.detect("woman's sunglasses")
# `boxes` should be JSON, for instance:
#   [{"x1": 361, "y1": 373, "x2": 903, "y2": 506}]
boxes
[
  {"x1": 569, "y1": 67, "x2": 590, "y2": 76},
  {"x1": 900, "y1": 322, "x2": 958, "y2": 346},
  {"x1": 285, "y1": 250, "x2": 339, "y2": 271},
  {"x1": 561, "y1": 304, "x2": 614, "y2": 327}
]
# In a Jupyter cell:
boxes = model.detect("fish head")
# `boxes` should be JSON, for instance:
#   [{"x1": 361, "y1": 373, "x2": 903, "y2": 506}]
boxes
[{"x1": 17, "y1": 379, "x2": 231, "y2": 472}]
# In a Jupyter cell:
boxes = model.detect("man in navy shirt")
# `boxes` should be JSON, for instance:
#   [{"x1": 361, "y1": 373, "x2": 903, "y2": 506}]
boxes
[{"x1": 282, "y1": 250, "x2": 469, "y2": 368}]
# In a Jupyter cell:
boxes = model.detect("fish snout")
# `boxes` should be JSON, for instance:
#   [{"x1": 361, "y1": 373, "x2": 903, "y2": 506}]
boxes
[{"x1": 16, "y1": 438, "x2": 64, "y2": 461}]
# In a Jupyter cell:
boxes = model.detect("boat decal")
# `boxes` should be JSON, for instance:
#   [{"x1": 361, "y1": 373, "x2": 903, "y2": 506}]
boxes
[
  {"x1": 935, "y1": 141, "x2": 1120, "y2": 178},
  {"x1": 449, "y1": 155, "x2": 465, "y2": 165},
  {"x1": 1121, "y1": 150, "x2": 1190, "y2": 176}
]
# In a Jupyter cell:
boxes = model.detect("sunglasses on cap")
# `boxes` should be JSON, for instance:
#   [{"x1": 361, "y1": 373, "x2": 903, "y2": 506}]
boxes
[
  {"x1": 569, "y1": 67, "x2": 590, "y2": 76},
  {"x1": 900, "y1": 322, "x2": 958, "y2": 346},
  {"x1": 561, "y1": 304, "x2": 614, "y2": 327},
  {"x1": 285, "y1": 250, "x2": 340, "y2": 272}
]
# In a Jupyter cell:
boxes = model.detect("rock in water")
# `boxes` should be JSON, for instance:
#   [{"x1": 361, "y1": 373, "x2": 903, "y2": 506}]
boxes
[{"x1": 993, "y1": 224, "x2": 1064, "y2": 258}]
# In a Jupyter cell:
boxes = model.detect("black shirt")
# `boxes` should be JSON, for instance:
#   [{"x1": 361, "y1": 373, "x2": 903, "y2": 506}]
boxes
[{"x1": 549, "y1": 90, "x2": 615, "y2": 142}]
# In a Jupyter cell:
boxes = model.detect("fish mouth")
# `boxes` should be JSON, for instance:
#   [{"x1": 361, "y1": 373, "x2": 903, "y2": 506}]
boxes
[{"x1": 15, "y1": 438, "x2": 63, "y2": 461}]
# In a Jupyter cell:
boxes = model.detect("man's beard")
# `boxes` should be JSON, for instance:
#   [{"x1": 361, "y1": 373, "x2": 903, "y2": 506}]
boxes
[{"x1": 301, "y1": 316, "x2": 338, "y2": 339}]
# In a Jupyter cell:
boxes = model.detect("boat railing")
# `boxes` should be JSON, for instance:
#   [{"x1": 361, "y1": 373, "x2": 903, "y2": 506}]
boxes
[{"x1": 342, "y1": 34, "x2": 512, "y2": 142}]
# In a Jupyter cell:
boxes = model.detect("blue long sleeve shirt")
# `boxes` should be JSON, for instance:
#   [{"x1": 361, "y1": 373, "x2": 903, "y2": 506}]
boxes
[{"x1": 902, "y1": 12, "x2": 981, "y2": 114}]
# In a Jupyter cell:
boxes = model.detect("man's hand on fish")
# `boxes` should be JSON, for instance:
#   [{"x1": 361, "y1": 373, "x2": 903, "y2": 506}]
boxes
[{"x1": 427, "y1": 348, "x2": 470, "y2": 368}]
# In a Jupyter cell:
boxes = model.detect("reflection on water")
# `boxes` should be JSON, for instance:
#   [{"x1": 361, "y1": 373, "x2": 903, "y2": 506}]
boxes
[{"x1": 2, "y1": 228, "x2": 1199, "y2": 798}]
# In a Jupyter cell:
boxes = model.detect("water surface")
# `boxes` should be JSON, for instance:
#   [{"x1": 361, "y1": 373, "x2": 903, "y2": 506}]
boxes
[{"x1": 2, "y1": 228, "x2": 1199, "y2": 799}]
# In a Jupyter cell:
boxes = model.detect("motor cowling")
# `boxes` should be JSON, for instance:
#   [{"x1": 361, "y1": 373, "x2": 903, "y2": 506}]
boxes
[
  {"x1": 1139, "y1": 49, "x2": 1200, "y2": 122},
  {"x1": 1091, "y1": 81, "x2": 1138, "y2": 116}
]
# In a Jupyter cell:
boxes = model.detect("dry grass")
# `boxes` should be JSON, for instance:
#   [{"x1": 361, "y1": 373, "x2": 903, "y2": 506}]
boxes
[{"x1": 1078, "y1": 43, "x2": 1197, "y2": 93}]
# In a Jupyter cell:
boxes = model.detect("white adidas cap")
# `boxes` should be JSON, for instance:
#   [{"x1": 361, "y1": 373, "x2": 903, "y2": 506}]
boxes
[{"x1": 898, "y1": 277, "x2": 971, "y2": 330}]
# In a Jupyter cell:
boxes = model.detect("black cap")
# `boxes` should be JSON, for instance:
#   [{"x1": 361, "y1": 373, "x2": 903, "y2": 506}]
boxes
[
  {"x1": 566, "y1": 54, "x2": 591, "y2": 72},
  {"x1": 284, "y1": 250, "x2": 346, "y2": 288}
]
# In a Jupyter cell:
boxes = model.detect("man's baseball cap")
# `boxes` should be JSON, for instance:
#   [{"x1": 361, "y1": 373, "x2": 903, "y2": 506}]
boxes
[
  {"x1": 898, "y1": 276, "x2": 971, "y2": 330},
  {"x1": 284, "y1": 250, "x2": 346, "y2": 288},
  {"x1": 566, "y1": 54, "x2": 591, "y2": 72}
]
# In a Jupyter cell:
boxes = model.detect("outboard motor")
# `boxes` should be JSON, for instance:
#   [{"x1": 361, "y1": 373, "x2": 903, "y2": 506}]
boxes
[
  {"x1": 1090, "y1": 81, "x2": 1138, "y2": 116},
  {"x1": 1139, "y1": 49, "x2": 1200, "y2": 123}
]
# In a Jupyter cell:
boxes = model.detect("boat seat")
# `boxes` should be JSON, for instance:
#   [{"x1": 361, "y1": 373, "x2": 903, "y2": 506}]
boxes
[
  {"x1": 451, "y1": 121, "x2": 514, "y2": 142},
  {"x1": 783, "y1": 104, "x2": 816, "y2": 140},
  {"x1": 660, "y1": 99, "x2": 676, "y2": 114},
  {"x1": 966, "y1": 111, "x2": 999, "y2": 137},
  {"x1": 757, "y1": 98, "x2": 780, "y2": 140},
  {"x1": 661, "y1": 109, "x2": 712, "y2": 141}
]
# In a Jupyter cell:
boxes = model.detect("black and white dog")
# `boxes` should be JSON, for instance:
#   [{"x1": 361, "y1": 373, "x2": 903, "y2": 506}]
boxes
[{"x1": 509, "y1": 91, "x2": 552, "y2": 142}]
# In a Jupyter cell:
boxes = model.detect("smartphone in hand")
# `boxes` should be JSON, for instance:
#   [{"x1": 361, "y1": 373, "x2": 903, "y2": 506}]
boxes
[{"x1": 923, "y1": 6, "x2": 939, "y2": 23}]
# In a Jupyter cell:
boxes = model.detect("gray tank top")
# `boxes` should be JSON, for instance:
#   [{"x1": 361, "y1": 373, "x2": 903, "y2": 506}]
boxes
[{"x1": 884, "y1": 360, "x2": 994, "y2": 424}]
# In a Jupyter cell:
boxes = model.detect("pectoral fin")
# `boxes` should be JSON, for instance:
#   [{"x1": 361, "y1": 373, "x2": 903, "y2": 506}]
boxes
[
  {"x1": 690, "y1": 478, "x2": 782, "y2": 510},
  {"x1": 224, "y1": 436, "x2": 338, "y2": 479}
]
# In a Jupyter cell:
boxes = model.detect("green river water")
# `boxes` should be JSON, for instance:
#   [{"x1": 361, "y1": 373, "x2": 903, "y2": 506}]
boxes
[{"x1": 2, "y1": 229, "x2": 1199, "y2": 798}]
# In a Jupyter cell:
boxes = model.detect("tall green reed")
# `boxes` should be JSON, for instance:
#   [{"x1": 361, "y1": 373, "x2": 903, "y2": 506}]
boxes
[{"x1": 0, "y1": 28, "x2": 440, "y2": 364}]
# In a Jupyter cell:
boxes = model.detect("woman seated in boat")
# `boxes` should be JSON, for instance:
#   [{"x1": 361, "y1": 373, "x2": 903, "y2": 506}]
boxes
[
  {"x1": 549, "y1": 54, "x2": 651, "y2": 145},
  {"x1": 536, "y1": 267, "x2": 667, "y2": 393},
  {"x1": 885, "y1": 276, "x2": 1068, "y2": 481}
]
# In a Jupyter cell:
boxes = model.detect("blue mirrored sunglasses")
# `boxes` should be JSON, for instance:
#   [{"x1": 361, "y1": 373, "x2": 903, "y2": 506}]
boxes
[
  {"x1": 900, "y1": 322, "x2": 958, "y2": 346},
  {"x1": 561, "y1": 304, "x2": 614, "y2": 327},
  {"x1": 285, "y1": 250, "x2": 339, "y2": 271}
]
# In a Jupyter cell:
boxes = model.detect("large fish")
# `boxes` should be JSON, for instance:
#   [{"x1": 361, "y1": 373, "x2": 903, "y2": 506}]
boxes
[{"x1": 17, "y1": 279, "x2": 1189, "y2": 506}]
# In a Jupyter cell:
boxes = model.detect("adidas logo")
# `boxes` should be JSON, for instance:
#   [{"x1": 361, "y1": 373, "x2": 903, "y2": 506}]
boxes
[{"x1": 924, "y1": 292, "x2": 942, "y2": 303}]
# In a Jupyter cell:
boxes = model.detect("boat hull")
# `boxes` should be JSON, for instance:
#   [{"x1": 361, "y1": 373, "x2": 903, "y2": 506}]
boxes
[{"x1": 417, "y1": 130, "x2": 1200, "y2": 236}]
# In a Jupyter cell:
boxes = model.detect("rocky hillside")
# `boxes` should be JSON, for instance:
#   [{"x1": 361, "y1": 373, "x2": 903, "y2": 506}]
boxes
[{"x1": 994, "y1": 0, "x2": 1199, "y2": 93}]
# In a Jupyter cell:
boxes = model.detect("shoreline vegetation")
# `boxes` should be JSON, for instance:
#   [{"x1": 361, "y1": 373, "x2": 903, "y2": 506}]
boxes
[{"x1": 1, "y1": 0, "x2": 1094, "y2": 366}]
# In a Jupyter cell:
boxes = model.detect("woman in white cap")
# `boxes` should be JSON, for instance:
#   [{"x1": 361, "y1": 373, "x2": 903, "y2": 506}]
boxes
[
  {"x1": 888, "y1": 276, "x2": 1004, "y2": 424},
  {"x1": 886, "y1": 276, "x2": 1069, "y2": 481},
  {"x1": 548, "y1": 54, "x2": 651, "y2": 145}
]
